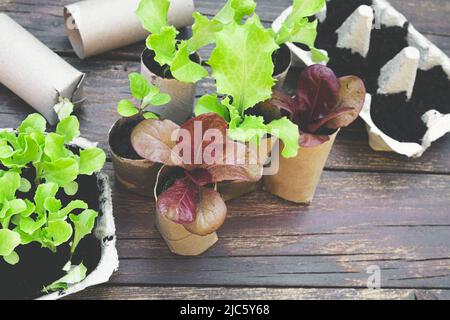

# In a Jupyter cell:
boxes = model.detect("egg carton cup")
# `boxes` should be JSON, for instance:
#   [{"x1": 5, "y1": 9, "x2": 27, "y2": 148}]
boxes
[
  {"x1": 273, "y1": 0, "x2": 450, "y2": 158},
  {"x1": 39, "y1": 137, "x2": 118, "y2": 300}
]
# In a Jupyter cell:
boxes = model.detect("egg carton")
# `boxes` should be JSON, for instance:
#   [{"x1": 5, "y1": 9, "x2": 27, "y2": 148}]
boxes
[{"x1": 273, "y1": 0, "x2": 450, "y2": 157}]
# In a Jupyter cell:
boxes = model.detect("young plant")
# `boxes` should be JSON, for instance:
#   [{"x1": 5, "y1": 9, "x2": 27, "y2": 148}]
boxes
[
  {"x1": 261, "y1": 64, "x2": 366, "y2": 147},
  {"x1": 0, "y1": 108, "x2": 106, "y2": 291},
  {"x1": 131, "y1": 113, "x2": 262, "y2": 235},
  {"x1": 117, "y1": 72, "x2": 171, "y2": 119}
]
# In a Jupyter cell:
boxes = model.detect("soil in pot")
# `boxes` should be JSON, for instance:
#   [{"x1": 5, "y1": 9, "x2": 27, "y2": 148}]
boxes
[
  {"x1": 371, "y1": 65, "x2": 450, "y2": 144},
  {"x1": 0, "y1": 165, "x2": 102, "y2": 300},
  {"x1": 110, "y1": 116, "x2": 143, "y2": 160},
  {"x1": 273, "y1": 44, "x2": 291, "y2": 77},
  {"x1": 142, "y1": 48, "x2": 201, "y2": 80}
]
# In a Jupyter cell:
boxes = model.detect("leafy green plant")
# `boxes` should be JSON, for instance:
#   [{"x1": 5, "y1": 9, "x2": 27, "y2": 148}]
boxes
[
  {"x1": 117, "y1": 72, "x2": 171, "y2": 119},
  {"x1": 136, "y1": 0, "x2": 328, "y2": 158},
  {"x1": 0, "y1": 106, "x2": 106, "y2": 291}
]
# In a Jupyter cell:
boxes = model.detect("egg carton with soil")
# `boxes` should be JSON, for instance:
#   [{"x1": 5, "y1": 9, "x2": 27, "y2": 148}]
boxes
[{"x1": 274, "y1": 0, "x2": 450, "y2": 157}]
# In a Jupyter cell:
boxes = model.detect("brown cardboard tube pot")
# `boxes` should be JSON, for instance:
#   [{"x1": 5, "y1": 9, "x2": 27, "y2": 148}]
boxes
[
  {"x1": 260, "y1": 64, "x2": 367, "y2": 204},
  {"x1": 141, "y1": 49, "x2": 199, "y2": 125},
  {"x1": 109, "y1": 116, "x2": 161, "y2": 196},
  {"x1": 273, "y1": 43, "x2": 292, "y2": 90},
  {"x1": 64, "y1": 0, "x2": 195, "y2": 59},
  {"x1": 0, "y1": 13, "x2": 85, "y2": 126},
  {"x1": 264, "y1": 131, "x2": 338, "y2": 204},
  {"x1": 154, "y1": 167, "x2": 219, "y2": 256}
]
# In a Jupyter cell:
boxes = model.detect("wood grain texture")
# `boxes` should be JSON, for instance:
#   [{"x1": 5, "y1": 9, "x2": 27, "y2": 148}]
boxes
[
  {"x1": 1, "y1": 0, "x2": 450, "y2": 300},
  {"x1": 67, "y1": 286, "x2": 450, "y2": 300}
]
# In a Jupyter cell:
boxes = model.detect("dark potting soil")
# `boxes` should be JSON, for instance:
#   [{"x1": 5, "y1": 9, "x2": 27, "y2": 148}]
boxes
[
  {"x1": 371, "y1": 93, "x2": 428, "y2": 144},
  {"x1": 273, "y1": 44, "x2": 291, "y2": 77},
  {"x1": 0, "y1": 151, "x2": 102, "y2": 300},
  {"x1": 142, "y1": 48, "x2": 201, "y2": 80},
  {"x1": 110, "y1": 117, "x2": 143, "y2": 160}
]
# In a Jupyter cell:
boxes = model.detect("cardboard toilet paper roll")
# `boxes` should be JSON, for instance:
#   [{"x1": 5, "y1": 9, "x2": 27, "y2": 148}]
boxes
[
  {"x1": 64, "y1": 0, "x2": 195, "y2": 59},
  {"x1": 0, "y1": 13, "x2": 85, "y2": 126}
]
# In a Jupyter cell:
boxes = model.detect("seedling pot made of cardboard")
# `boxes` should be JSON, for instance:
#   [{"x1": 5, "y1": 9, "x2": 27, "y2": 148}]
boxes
[
  {"x1": 141, "y1": 49, "x2": 198, "y2": 125},
  {"x1": 0, "y1": 14, "x2": 85, "y2": 126},
  {"x1": 64, "y1": 0, "x2": 195, "y2": 59},
  {"x1": 109, "y1": 117, "x2": 161, "y2": 197},
  {"x1": 273, "y1": 43, "x2": 292, "y2": 90},
  {"x1": 154, "y1": 167, "x2": 218, "y2": 256},
  {"x1": 264, "y1": 131, "x2": 338, "y2": 204},
  {"x1": 0, "y1": 134, "x2": 118, "y2": 300}
]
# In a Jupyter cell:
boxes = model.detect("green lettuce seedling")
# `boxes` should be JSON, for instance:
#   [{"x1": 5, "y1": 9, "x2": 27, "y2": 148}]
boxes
[
  {"x1": 0, "y1": 106, "x2": 106, "y2": 291},
  {"x1": 117, "y1": 72, "x2": 171, "y2": 119}
]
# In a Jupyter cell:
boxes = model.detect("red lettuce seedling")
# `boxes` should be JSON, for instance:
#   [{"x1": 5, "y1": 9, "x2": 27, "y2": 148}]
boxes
[
  {"x1": 263, "y1": 64, "x2": 366, "y2": 147},
  {"x1": 131, "y1": 113, "x2": 262, "y2": 235}
]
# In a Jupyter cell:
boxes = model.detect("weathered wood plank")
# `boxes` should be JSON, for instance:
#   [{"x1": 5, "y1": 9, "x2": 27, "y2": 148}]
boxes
[
  {"x1": 94, "y1": 164, "x2": 450, "y2": 289},
  {"x1": 67, "y1": 286, "x2": 443, "y2": 300}
]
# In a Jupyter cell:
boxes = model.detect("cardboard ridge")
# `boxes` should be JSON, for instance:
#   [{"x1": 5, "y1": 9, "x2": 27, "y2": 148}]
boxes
[
  {"x1": 0, "y1": 13, "x2": 85, "y2": 126},
  {"x1": 64, "y1": 0, "x2": 195, "y2": 59}
]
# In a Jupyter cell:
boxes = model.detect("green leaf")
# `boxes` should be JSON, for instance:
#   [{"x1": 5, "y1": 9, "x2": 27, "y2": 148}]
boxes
[
  {"x1": 43, "y1": 263, "x2": 87, "y2": 293},
  {"x1": 44, "y1": 197, "x2": 62, "y2": 213},
  {"x1": 19, "y1": 215, "x2": 46, "y2": 235},
  {"x1": 49, "y1": 200, "x2": 88, "y2": 222},
  {"x1": 0, "y1": 229, "x2": 21, "y2": 257},
  {"x1": 44, "y1": 220, "x2": 73, "y2": 247},
  {"x1": 311, "y1": 47, "x2": 329, "y2": 63},
  {"x1": 228, "y1": 115, "x2": 267, "y2": 144},
  {"x1": 56, "y1": 116, "x2": 80, "y2": 143},
  {"x1": 0, "y1": 171, "x2": 21, "y2": 202},
  {"x1": 11, "y1": 134, "x2": 42, "y2": 167},
  {"x1": 53, "y1": 97, "x2": 74, "y2": 121},
  {"x1": 17, "y1": 114, "x2": 46, "y2": 134},
  {"x1": 283, "y1": 0, "x2": 326, "y2": 27},
  {"x1": 143, "y1": 112, "x2": 159, "y2": 120},
  {"x1": 144, "y1": 92, "x2": 171, "y2": 107},
  {"x1": 117, "y1": 100, "x2": 138, "y2": 118},
  {"x1": 171, "y1": 41, "x2": 208, "y2": 83},
  {"x1": 20, "y1": 200, "x2": 35, "y2": 218},
  {"x1": 42, "y1": 158, "x2": 79, "y2": 186},
  {"x1": 146, "y1": 26, "x2": 178, "y2": 66},
  {"x1": 276, "y1": 18, "x2": 317, "y2": 46},
  {"x1": 194, "y1": 94, "x2": 230, "y2": 122},
  {"x1": 136, "y1": 0, "x2": 170, "y2": 34},
  {"x1": 267, "y1": 117, "x2": 300, "y2": 158},
  {"x1": 34, "y1": 183, "x2": 59, "y2": 215},
  {"x1": 0, "y1": 140, "x2": 15, "y2": 159},
  {"x1": 69, "y1": 209, "x2": 98, "y2": 254},
  {"x1": 18, "y1": 178, "x2": 32, "y2": 193},
  {"x1": 78, "y1": 148, "x2": 106, "y2": 175},
  {"x1": 129, "y1": 72, "x2": 151, "y2": 100},
  {"x1": 188, "y1": 13, "x2": 223, "y2": 52},
  {"x1": 215, "y1": 0, "x2": 257, "y2": 24},
  {"x1": 44, "y1": 133, "x2": 67, "y2": 160},
  {"x1": 209, "y1": 17, "x2": 278, "y2": 112},
  {"x1": 3, "y1": 251, "x2": 19, "y2": 265},
  {"x1": 222, "y1": 97, "x2": 242, "y2": 129},
  {"x1": 63, "y1": 181, "x2": 79, "y2": 196}
]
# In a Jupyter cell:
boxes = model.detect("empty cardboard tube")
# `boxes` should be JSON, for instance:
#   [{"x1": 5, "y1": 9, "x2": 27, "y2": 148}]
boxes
[
  {"x1": 64, "y1": 0, "x2": 195, "y2": 59},
  {"x1": 264, "y1": 132, "x2": 338, "y2": 204},
  {"x1": 0, "y1": 13, "x2": 85, "y2": 126}
]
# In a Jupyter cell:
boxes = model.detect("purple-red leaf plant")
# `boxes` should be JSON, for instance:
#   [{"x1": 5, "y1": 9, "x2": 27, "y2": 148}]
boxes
[
  {"x1": 262, "y1": 64, "x2": 366, "y2": 147},
  {"x1": 131, "y1": 113, "x2": 262, "y2": 236}
]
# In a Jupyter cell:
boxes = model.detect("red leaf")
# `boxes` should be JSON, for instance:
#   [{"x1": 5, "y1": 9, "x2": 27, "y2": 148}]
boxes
[
  {"x1": 299, "y1": 132, "x2": 330, "y2": 148},
  {"x1": 261, "y1": 90, "x2": 297, "y2": 119},
  {"x1": 185, "y1": 168, "x2": 214, "y2": 186},
  {"x1": 184, "y1": 187, "x2": 227, "y2": 236},
  {"x1": 296, "y1": 64, "x2": 340, "y2": 133},
  {"x1": 178, "y1": 113, "x2": 228, "y2": 165},
  {"x1": 156, "y1": 177, "x2": 198, "y2": 224},
  {"x1": 131, "y1": 119, "x2": 182, "y2": 166},
  {"x1": 202, "y1": 141, "x2": 263, "y2": 183}
]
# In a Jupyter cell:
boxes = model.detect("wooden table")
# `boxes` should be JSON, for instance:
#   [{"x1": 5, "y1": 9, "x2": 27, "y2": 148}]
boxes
[{"x1": 1, "y1": 0, "x2": 449, "y2": 300}]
